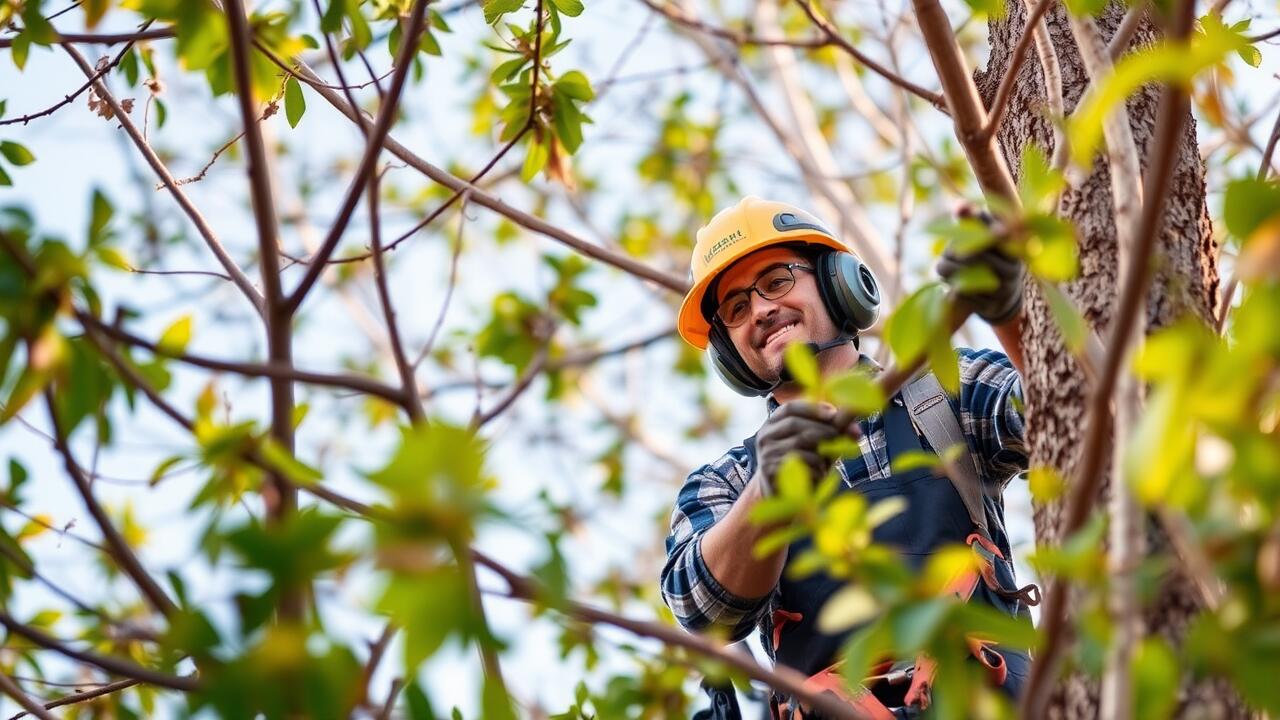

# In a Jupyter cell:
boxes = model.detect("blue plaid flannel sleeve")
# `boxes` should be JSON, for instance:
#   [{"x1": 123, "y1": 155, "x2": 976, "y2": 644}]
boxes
[
  {"x1": 956, "y1": 347, "x2": 1028, "y2": 487},
  {"x1": 660, "y1": 447, "x2": 774, "y2": 641}
]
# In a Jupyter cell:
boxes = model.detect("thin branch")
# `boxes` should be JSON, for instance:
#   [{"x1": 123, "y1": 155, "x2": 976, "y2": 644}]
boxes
[
  {"x1": 471, "y1": 550, "x2": 866, "y2": 720},
  {"x1": 167, "y1": 95, "x2": 279, "y2": 188},
  {"x1": 0, "y1": 672, "x2": 58, "y2": 720},
  {"x1": 0, "y1": 28, "x2": 174, "y2": 48},
  {"x1": 0, "y1": 29, "x2": 143, "y2": 127},
  {"x1": 1257, "y1": 100, "x2": 1280, "y2": 181},
  {"x1": 42, "y1": 390, "x2": 177, "y2": 618},
  {"x1": 7, "y1": 678, "x2": 141, "y2": 720},
  {"x1": 367, "y1": 171, "x2": 425, "y2": 422},
  {"x1": 412, "y1": 192, "x2": 471, "y2": 371},
  {"x1": 0, "y1": 537, "x2": 108, "y2": 621},
  {"x1": 792, "y1": 0, "x2": 949, "y2": 112},
  {"x1": 1066, "y1": 16, "x2": 1144, "y2": 720},
  {"x1": 78, "y1": 313, "x2": 410, "y2": 408},
  {"x1": 1107, "y1": 3, "x2": 1147, "y2": 61},
  {"x1": 377, "y1": 679, "x2": 404, "y2": 720},
  {"x1": 360, "y1": 623, "x2": 397, "y2": 710},
  {"x1": 0, "y1": 611, "x2": 197, "y2": 692},
  {"x1": 634, "y1": 0, "x2": 832, "y2": 48},
  {"x1": 61, "y1": 44, "x2": 266, "y2": 316},
  {"x1": 1019, "y1": 2, "x2": 1196, "y2": 715},
  {"x1": 981, "y1": 0, "x2": 1055, "y2": 142},
  {"x1": 472, "y1": 344, "x2": 552, "y2": 429},
  {"x1": 311, "y1": 0, "x2": 368, "y2": 139},
  {"x1": 289, "y1": 59, "x2": 689, "y2": 293},
  {"x1": 284, "y1": 0, "x2": 432, "y2": 314},
  {"x1": 456, "y1": 543, "x2": 510, "y2": 706},
  {"x1": 1248, "y1": 27, "x2": 1280, "y2": 42}
]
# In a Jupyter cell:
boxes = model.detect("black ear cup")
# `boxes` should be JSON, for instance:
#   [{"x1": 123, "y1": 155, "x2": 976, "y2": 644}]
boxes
[
  {"x1": 708, "y1": 322, "x2": 773, "y2": 396},
  {"x1": 816, "y1": 251, "x2": 880, "y2": 333}
]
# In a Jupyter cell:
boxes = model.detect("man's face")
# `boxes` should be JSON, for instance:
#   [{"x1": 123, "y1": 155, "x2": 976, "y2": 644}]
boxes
[{"x1": 715, "y1": 247, "x2": 840, "y2": 380}]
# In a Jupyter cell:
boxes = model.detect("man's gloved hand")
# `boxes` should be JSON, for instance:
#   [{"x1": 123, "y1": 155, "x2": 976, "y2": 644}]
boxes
[
  {"x1": 937, "y1": 210, "x2": 1025, "y2": 325},
  {"x1": 754, "y1": 401, "x2": 857, "y2": 496}
]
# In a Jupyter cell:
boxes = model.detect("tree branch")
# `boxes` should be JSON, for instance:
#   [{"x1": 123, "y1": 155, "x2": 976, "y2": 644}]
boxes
[
  {"x1": 0, "y1": 611, "x2": 197, "y2": 693},
  {"x1": 1018, "y1": 1, "x2": 1196, "y2": 715},
  {"x1": 470, "y1": 550, "x2": 868, "y2": 720},
  {"x1": 792, "y1": 0, "x2": 949, "y2": 112},
  {"x1": 288, "y1": 58, "x2": 689, "y2": 293},
  {"x1": 981, "y1": 0, "x2": 1055, "y2": 142},
  {"x1": 7, "y1": 678, "x2": 141, "y2": 720},
  {"x1": 284, "y1": 0, "x2": 431, "y2": 314},
  {"x1": 0, "y1": 28, "x2": 175, "y2": 48},
  {"x1": 77, "y1": 312, "x2": 410, "y2": 409},
  {"x1": 0, "y1": 27, "x2": 145, "y2": 127},
  {"x1": 62, "y1": 44, "x2": 265, "y2": 315},
  {"x1": 367, "y1": 171, "x2": 425, "y2": 422},
  {"x1": 42, "y1": 390, "x2": 178, "y2": 618},
  {"x1": 0, "y1": 672, "x2": 57, "y2": 720},
  {"x1": 634, "y1": 0, "x2": 831, "y2": 48}
]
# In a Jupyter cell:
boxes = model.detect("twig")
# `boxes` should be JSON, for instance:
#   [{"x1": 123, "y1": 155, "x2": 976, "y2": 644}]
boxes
[
  {"x1": 367, "y1": 171, "x2": 425, "y2": 422},
  {"x1": 455, "y1": 542, "x2": 511, "y2": 707},
  {"x1": 0, "y1": 28, "x2": 174, "y2": 48},
  {"x1": 472, "y1": 345, "x2": 552, "y2": 429},
  {"x1": 634, "y1": 0, "x2": 831, "y2": 48},
  {"x1": 78, "y1": 312, "x2": 410, "y2": 408},
  {"x1": 360, "y1": 624, "x2": 397, "y2": 710},
  {"x1": 290, "y1": 59, "x2": 689, "y2": 293},
  {"x1": 413, "y1": 192, "x2": 471, "y2": 371},
  {"x1": 62, "y1": 45, "x2": 265, "y2": 316},
  {"x1": 42, "y1": 390, "x2": 178, "y2": 618},
  {"x1": 377, "y1": 679, "x2": 404, "y2": 720},
  {"x1": 311, "y1": 0, "x2": 368, "y2": 139},
  {"x1": 981, "y1": 0, "x2": 1055, "y2": 142},
  {"x1": 1107, "y1": 3, "x2": 1147, "y2": 61},
  {"x1": 0, "y1": 611, "x2": 198, "y2": 692},
  {"x1": 284, "y1": 0, "x2": 431, "y2": 314},
  {"x1": 167, "y1": 99, "x2": 279, "y2": 187},
  {"x1": 1066, "y1": 15, "x2": 1144, "y2": 720},
  {"x1": 1257, "y1": 101, "x2": 1280, "y2": 181},
  {"x1": 1018, "y1": 1, "x2": 1196, "y2": 715},
  {"x1": 0, "y1": 28, "x2": 144, "y2": 127},
  {"x1": 1248, "y1": 27, "x2": 1280, "y2": 42},
  {"x1": 792, "y1": 0, "x2": 949, "y2": 112},
  {"x1": 0, "y1": 673, "x2": 57, "y2": 720},
  {"x1": 470, "y1": 549, "x2": 866, "y2": 720},
  {"x1": 7, "y1": 678, "x2": 141, "y2": 720}
]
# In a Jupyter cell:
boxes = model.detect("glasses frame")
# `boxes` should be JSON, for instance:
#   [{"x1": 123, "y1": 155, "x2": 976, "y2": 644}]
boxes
[{"x1": 714, "y1": 263, "x2": 814, "y2": 329}]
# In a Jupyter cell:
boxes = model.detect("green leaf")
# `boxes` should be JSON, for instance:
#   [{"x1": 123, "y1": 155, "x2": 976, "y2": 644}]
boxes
[
  {"x1": 155, "y1": 99, "x2": 167, "y2": 128},
  {"x1": 959, "y1": 0, "x2": 1004, "y2": 18},
  {"x1": 491, "y1": 57, "x2": 526, "y2": 83},
  {"x1": 817, "y1": 585, "x2": 878, "y2": 633},
  {"x1": 891, "y1": 450, "x2": 940, "y2": 474},
  {"x1": 775, "y1": 454, "x2": 813, "y2": 500},
  {"x1": 521, "y1": 139, "x2": 548, "y2": 182},
  {"x1": 825, "y1": 371, "x2": 886, "y2": 415},
  {"x1": 378, "y1": 567, "x2": 476, "y2": 671},
  {"x1": 1133, "y1": 637, "x2": 1179, "y2": 720},
  {"x1": 0, "y1": 142, "x2": 35, "y2": 166},
  {"x1": 284, "y1": 77, "x2": 305, "y2": 128},
  {"x1": 553, "y1": 70, "x2": 594, "y2": 101},
  {"x1": 94, "y1": 246, "x2": 132, "y2": 271},
  {"x1": 928, "y1": 339, "x2": 959, "y2": 395},
  {"x1": 1039, "y1": 279, "x2": 1087, "y2": 353},
  {"x1": 1223, "y1": 177, "x2": 1280, "y2": 242},
  {"x1": 0, "y1": 165, "x2": 11, "y2": 187},
  {"x1": 88, "y1": 189, "x2": 113, "y2": 246},
  {"x1": 947, "y1": 264, "x2": 998, "y2": 294},
  {"x1": 157, "y1": 315, "x2": 193, "y2": 354},
  {"x1": 260, "y1": 438, "x2": 322, "y2": 485},
  {"x1": 549, "y1": 0, "x2": 584, "y2": 16},
  {"x1": 1024, "y1": 214, "x2": 1079, "y2": 281},
  {"x1": 783, "y1": 342, "x2": 819, "y2": 391},
  {"x1": 482, "y1": 0, "x2": 524, "y2": 25},
  {"x1": 884, "y1": 282, "x2": 947, "y2": 366},
  {"x1": 928, "y1": 217, "x2": 996, "y2": 257},
  {"x1": 1018, "y1": 145, "x2": 1065, "y2": 210},
  {"x1": 1027, "y1": 466, "x2": 1066, "y2": 504}
]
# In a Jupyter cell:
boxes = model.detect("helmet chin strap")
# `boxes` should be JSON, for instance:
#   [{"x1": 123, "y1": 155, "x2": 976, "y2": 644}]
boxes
[{"x1": 762, "y1": 332, "x2": 857, "y2": 396}]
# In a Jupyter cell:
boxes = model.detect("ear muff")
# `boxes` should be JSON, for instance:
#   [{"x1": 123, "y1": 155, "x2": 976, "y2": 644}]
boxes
[
  {"x1": 707, "y1": 321, "x2": 773, "y2": 396},
  {"x1": 815, "y1": 250, "x2": 881, "y2": 334}
]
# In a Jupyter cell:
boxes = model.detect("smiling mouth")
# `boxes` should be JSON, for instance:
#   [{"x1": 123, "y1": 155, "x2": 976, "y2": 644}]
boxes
[{"x1": 761, "y1": 322, "x2": 799, "y2": 349}]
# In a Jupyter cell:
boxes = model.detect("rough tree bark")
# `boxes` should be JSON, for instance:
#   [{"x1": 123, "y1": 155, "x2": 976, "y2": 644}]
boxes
[{"x1": 975, "y1": 1, "x2": 1244, "y2": 716}]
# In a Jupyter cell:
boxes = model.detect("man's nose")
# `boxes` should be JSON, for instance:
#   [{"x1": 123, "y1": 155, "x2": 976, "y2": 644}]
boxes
[{"x1": 750, "y1": 292, "x2": 780, "y2": 325}]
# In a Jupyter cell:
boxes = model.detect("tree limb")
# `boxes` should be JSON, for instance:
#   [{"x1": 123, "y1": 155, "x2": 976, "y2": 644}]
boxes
[
  {"x1": 0, "y1": 672, "x2": 57, "y2": 720},
  {"x1": 7, "y1": 678, "x2": 141, "y2": 720},
  {"x1": 367, "y1": 171, "x2": 425, "y2": 422},
  {"x1": 62, "y1": 44, "x2": 265, "y2": 316}
]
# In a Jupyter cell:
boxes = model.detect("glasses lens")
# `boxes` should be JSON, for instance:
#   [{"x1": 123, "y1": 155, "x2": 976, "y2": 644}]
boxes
[
  {"x1": 757, "y1": 266, "x2": 796, "y2": 300},
  {"x1": 717, "y1": 291, "x2": 752, "y2": 327}
]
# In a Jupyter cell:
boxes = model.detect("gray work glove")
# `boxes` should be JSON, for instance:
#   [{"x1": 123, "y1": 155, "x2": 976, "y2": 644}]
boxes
[
  {"x1": 937, "y1": 208, "x2": 1025, "y2": 325},
  {"x1": 754, "y1": 401, "x2": 857, "y2": 495}
]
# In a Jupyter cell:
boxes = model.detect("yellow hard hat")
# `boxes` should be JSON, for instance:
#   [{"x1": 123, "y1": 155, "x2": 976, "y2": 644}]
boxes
[{"x1": 677, "y1": 197, "x2": 848, "y2": 349}]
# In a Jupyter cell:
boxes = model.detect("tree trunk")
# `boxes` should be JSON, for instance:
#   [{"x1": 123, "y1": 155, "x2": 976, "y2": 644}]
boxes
[{"x1": 975, "y1": 2, "x2": 1245, "y2": 716}]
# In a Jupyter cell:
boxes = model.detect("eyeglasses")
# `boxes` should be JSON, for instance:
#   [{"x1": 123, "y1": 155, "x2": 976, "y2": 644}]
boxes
[{"x1": 715, "y1": 263, "x2": 813, "y2": 328}]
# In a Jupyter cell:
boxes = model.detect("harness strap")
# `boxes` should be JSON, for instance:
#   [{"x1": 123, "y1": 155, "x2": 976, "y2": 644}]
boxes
[{"x1": 900, "y1": 372, "x2": 991, "y2": 543}]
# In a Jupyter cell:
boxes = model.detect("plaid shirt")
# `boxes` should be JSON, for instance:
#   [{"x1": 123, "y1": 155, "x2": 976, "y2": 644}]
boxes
[{"x1": 660, "y1": 347, "x2": 1028, "y2": 647}]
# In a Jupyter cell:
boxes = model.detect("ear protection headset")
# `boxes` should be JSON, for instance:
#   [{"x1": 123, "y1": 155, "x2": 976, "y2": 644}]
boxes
[{"x1": 706, "y1": 248, "x2": 881, "y2": 396}]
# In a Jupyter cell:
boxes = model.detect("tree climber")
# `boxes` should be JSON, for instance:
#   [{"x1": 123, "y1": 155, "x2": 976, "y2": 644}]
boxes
[{"x1": 660, "y1": 197, "x2": 1038, "y2": 718}]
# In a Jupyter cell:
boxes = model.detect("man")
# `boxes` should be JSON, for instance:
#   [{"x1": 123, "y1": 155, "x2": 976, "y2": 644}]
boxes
[{"x1": 661, "y1": 197, "x2": 1034, "y2": 718}]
